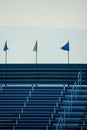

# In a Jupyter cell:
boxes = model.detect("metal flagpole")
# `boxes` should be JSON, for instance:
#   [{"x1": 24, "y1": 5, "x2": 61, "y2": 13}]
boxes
[
  {"x1": 60, "y1": 40, "x2": 70, "y2": 85},
  {"x1": 60, "y1": 40, "x2": 69, "y2": 64},
  {"x1": 5, "y1": 51, "x2": 7, "y2": 86},
  {"x1": 4, "y1": 40, "x2": 8, "y2": 64},
  {"x1": 35, "y1": 41, "x2": 38, "y2": 86},
  {"x1": 33, "y1": 40, "x2": 38, "y2": 64},
  {"x1": 5, "y1": 51, "x2": 7, "y2": 64},
  {"x1": 67, "y1": 43, "x2": 69, "y2": 87},
  {"x1": 68, "y1": 50, "x2": 69, "y2": 64},
  {"x1": 3, "y1": 41, "x2": 8, "y2": 86},
  {"x1": 33, "y1": 40, "x2": 38, "y2": 86},
  {"x1": 36, "y1": 42, "x2": 38, "y2": 64}
]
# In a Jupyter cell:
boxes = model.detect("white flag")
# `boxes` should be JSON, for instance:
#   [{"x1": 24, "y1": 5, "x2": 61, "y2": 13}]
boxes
[{"x1": 33, "y1": 41, "x2": 37, "y2": 52}]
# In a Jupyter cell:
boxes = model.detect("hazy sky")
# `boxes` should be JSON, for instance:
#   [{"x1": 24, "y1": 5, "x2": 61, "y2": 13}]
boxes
[{"x1": 0, "y1": 0, "x2": 87, "y2": 63}]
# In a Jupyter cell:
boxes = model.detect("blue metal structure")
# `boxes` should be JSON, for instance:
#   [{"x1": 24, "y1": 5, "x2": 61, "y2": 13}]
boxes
[
  {"x1": 0, "y1": 64, "x2": 87, "y2": 85},
  {"x1": 0, "y1": 64, "x2": 87, "y2": 130}
]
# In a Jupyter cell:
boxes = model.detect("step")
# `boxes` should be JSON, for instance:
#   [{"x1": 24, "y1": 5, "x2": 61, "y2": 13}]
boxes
[
  {"x1": 55, "y1": 117, "x2": 82, "y2": 123},
  {"x1": 60, "y1": 106, "x2": 86, "y2": 111},
  {"x1": 18, "y1": 120, "x2": 48, "y2": 124},
  {"x1": 58, "y1": 111, "x2": 84, "y2": 116},
  {"x1": 55, "y1": 117, "x2": 82, "y2": 121},
  {"x1": 0, "y1": 114, "x2": 18, "y2": 119},
  {"x1": 54, "y1": 123, "x2": 79, "y2": 128},
  {"x1": 29, "y1": 97, "x2": 59, "y2": 100},
  {"x1": 56, "y1": 109, "x2": 87, "y2": 113},
  {"x1": 21, "y1": 114, "x2": 51, "y2": 118},
  {"x1": 27, "y1": 102, "x2": 56, "y2": 105},
  {"x1": 65, "y1": 95, "x2": 87, "y2": 99},
  {"x1": 23, "y1": 110, "x2": 53, "y2": 114},
  {"x1": 19, "y1": 116, "x2": 50, "y2": 120},
  {"x1": 15, "y1": 125, "x2": 46, "y2": 129},
  {"x1": 0, "y1": 126, "x2": 13, "y2": 130},
  {"x1": 0, "y1": 93, "x2": 30, "y2": 97},
  {"x1": 59, "y1": 102, "x2": 87, "y2": 107},
  {"x1": 63, "y1": 100, "x2": 87, "y2": 104},
  {"x1": 31, "y1": 93, "x2": 60, "y2": 97},
  {"x1": 0, "y1": 97, "x2": 26, "y2": 100},
  {"x1": 23, "y1": 106, "x2": 54, "y2": 111}
]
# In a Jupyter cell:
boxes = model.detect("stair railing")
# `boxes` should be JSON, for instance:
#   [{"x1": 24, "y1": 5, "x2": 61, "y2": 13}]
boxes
[
  {"x1": 56, "y1": 71, "x2": 82, "y2": 130},
  {"x1": 46, "y1": 87, "x2": 65, "y2": 130},
  {"x1": 71, "y1": 71, "x2": 82, "y2": 110},
  {"x1": 56, "y1": 116, "x2": 63, "y2": 130}
]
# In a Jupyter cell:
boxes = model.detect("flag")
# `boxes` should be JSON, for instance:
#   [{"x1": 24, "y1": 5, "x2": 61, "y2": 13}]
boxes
[
  {"x1": 3, "y1": 41, "x2": 8, "y2": 51},
  {"x1": 33, "y1": 41, "x2": 37, "y2": 52},
  {"x1": 61, "y1": 41, "x2": 69, "y2": 51}
]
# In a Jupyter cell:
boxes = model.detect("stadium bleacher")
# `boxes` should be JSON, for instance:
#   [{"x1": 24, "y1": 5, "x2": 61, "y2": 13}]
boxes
[{"x1": 0, "y1": 64, "x2": 87, "y2": 130}]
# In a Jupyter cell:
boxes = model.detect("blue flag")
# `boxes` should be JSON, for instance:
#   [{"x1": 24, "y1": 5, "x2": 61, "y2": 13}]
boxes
[
  {"x1": 3, "y1": 41, "x2": 8, "y2": 51},
  {"x1": 61, "y1": 41, "x2": 69, "y2": 51}
]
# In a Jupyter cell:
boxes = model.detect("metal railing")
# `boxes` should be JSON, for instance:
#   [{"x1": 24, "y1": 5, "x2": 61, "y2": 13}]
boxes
[
  {"x1": 56, "y1": 71, "x2": 82, "y2": 130},
  {"x1": 46, "y1": 87, "x2": 64, "y2": 130}
]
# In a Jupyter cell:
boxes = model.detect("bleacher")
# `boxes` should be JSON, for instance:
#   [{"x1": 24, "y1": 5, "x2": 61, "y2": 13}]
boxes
[
  {"x1": 49, "y1": 85, "x2": 87, "y2": 130},
  {"x1": 0, "y1": 64, "x2": 87, "y2": 130}
]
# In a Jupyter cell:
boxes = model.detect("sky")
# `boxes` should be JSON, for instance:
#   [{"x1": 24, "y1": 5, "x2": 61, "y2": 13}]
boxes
[{"x1": 0, "y1": 0, "x2": 87, "y2": 64}]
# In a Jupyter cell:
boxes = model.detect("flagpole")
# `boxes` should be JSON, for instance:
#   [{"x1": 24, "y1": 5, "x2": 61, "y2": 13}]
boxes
[
  {"x1": 36, "y1": 40, "x2": 37, "y2": 64},
  {"x1": 68, "y1": 46, "x2": 69, "y2": 86},
  {"x1": 36, "y1": 50, "x2": 37, "y2": 64},
  {"x1": 4, "y1": 40, "x2": 8, "y2": 64},
  {"x1": 33, "y1": 41, "x2": 38, "y2": 85},
  {"x1": 33, "y1": 41, "x2": 38, "y2": 86},
  {"x1": 60, "y1": 40, "x2": 69, "y2": 86},
  {"x1": 68, "y1": 51, "x2": 69, "y2": 64},
  {"x1": 3, "y1": 40, "x2": 8, "y2": 86},
  {"x1": 5, "y1": 51, "x2": 7, "y2": 64}
]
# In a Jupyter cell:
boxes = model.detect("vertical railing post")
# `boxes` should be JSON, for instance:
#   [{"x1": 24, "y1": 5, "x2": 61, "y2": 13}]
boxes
[
  {"x1": 0, "y1": 84, "x2": 2, "y2": 91},
  {"x1": 71, "y1": 86, "x2": 73, "y2": 112},
  {"x1": 64, "y1": 107, "x2": 65, "y2": 130},
  {"x1": 78, "y1": 71, "x2": 82, "y2": 85},
  {"x1": 77, "y1": 71, "x2": 82, "y2": 95},
  {"x1": 46, "y1": 125, "x2": 48, "y2": 130},
  {"x1": 81, "y1": 126, "x2": 83, "y2": 130},
  {"x1": 13, "y1": 125, "x2": 15, "y2": 130}
]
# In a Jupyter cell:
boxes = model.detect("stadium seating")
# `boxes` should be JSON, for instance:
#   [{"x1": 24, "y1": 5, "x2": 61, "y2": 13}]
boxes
[
  {"x1": 48, "y1": 85, "x2": 87, "y2": 130},
  {"x1": 0, "y1": 64, "x2": 87, "y2": 85},
  {"x1": 0, "y1": 84, "x2": 87, "y2": 130},
  {"x1": 0, "y1": 85, "x2": 32, "y2": 130},
  {"x1": 0, "y1": 65, "x2": 87, "y2": 130}
]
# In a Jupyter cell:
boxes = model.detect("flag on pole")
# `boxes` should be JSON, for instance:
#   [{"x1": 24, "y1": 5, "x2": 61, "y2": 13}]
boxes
[
  {"x1": 33, "y1": 41, "x2": 37, "y2": 52},
  {"x1": 3, "y1": 41, "x2": 8, "y2": 51},
  {"x1": 61, "y1": 40, "x2": 69, "y2": 51}
]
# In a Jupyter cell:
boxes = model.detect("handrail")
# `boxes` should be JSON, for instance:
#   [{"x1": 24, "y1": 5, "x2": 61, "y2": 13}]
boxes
[
  {"x1": 56, "y1": 71, "x2": 82, "y2": 130},
  {"x1": 78, "y1": 71, "x2": 82, "y2": 85},
  {"x1": 46, "y1": 87, "x2": 65, "y2": 130},
  {"x1": 56, "y1": 116, "x2": 63, "y2": 130}
]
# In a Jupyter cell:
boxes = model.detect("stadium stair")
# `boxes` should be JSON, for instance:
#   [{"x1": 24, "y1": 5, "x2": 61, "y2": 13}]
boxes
[
  {"x1": 49, "y1": 85, "x2": 87, "y2": 130},
  {"x1": 0, "y1": 85, "x2": 64, "y2": 130},
  {"x1": 14, "y1": 85, "x2": 64, "y2": 130},
  {"x1": 0, "y1": 85, "x2": 32, "y2": 130},
  {"x1": 0, "y1": 84, "x2": 87, "y2": 130}
]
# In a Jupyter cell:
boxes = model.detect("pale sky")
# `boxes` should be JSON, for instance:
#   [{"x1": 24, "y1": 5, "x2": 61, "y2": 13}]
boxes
[{"x1": 0, "y1": 0, "x2": 87, "y2": 63}]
